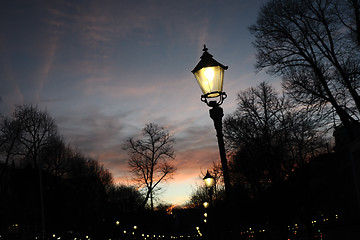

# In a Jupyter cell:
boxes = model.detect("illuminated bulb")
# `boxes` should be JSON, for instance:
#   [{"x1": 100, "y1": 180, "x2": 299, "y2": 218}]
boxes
[
  {"x1": 204, "y1": 68, "x2": 214, "y2": 81},
  {"x1": 202, "y1": 67, "x2": 216, "y2": 93}
]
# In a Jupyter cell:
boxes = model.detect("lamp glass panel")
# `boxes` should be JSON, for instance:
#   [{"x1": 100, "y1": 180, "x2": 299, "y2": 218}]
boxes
[
  {"x1": 204, "y1": 177, "x2": 215, "y2": 188},
  {"x1": 194, "y1": 66, "x2": 224, "y2": 97}
]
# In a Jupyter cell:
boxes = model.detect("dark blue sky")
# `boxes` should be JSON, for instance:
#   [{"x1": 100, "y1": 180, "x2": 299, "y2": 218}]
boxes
[{"x1": 0, "y1": 0, "x2": 274, "y2": 204}]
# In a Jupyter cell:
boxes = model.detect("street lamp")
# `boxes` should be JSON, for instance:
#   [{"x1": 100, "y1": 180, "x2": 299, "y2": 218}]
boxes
[
  {"x1": 203, "y1": 171, "x2": 215, "y2": 188},
  {"x1": 203, "y1": 170, "x2": 215, "y2": 207},
  {"x1": 192, "y1": 45, "x2": 231, "y2": 198}
]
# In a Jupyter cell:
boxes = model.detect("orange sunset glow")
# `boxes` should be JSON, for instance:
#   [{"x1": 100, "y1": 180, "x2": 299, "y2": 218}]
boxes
[
  {"x1": 1, "y1": 0, "x2": 270, "y2": 205},
  {"x1": 2, "y1": 0, "x2": 360, "y2": 239}
]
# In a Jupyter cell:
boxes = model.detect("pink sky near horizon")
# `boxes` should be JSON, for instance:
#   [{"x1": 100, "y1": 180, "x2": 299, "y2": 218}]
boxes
[{"x1": 0, "y1": 0, "x2": 275, "y2": 205}]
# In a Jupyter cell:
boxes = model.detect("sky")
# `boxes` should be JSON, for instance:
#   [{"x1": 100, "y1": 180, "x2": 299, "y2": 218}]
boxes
[{"x1": 0, "y1": 0, "x2": 275, "y2": 205}]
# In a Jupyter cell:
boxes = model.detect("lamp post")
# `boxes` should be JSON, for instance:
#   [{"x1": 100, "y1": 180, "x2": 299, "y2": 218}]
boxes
[
  {"x1": 203, "y1": 171, "x2": 215, "y2": 205},
  {"x1": 192, "y1": 45, "x2": 231, "y2": 198},
  {"x1": 202, "y1": 170, "x2": 215, "y2": 239}
]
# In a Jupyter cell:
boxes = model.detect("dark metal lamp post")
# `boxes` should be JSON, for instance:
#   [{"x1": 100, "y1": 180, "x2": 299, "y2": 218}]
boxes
[{"x1": 192, "y1": 45, "x2": 231, "y2": 198}]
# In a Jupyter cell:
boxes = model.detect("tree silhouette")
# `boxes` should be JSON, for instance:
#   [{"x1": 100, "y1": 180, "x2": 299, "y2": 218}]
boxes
[
  {"x1": 124, "y1": 123, "x2": 176, "y2": 210},
  {"x1": 0, "y1": 104, "x2": 149, "y2": 238},
  {"x1": 224, "y1": 82, "x2": 326, "y2": 195},
  {"x1": 250, "y1": 0, "x2": 360, "y2": 138},
  {"x1": 11, "y1": 105, "x2": 58, "y2": 168}
]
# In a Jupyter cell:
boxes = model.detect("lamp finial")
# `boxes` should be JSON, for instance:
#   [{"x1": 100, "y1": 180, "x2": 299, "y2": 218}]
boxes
[{"x1": 203, "y1": 44, "x2": 208, "y2": 52}]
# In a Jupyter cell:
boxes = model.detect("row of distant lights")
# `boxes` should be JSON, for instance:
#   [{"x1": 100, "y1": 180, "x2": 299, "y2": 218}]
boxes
[
  {"x1": 3, "y1": 214, "x2": 340, "y2": 240},
  {"x1": 115, "y1": 221, "x2": 203, "y2": 240},
  {"x1": 288, "y1": 214, "x2": 340, "y2": 240},
  {"x1": 34, "y1": 233, "x2": 203, "y2": 240},
  {"x1": 239, "y1": 227, "x2": 266, "y2": 238},
  {"x1": 2, "y1": 224, "x2": 201, "y2": 240}
]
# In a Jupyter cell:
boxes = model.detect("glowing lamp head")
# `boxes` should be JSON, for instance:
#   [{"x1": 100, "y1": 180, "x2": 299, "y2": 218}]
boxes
[
  {"x1": 203, "y1": 171, "x2": 215, "y2": 188},
  {"x1": 192, "y1": 45, "x2": 228, "y2": 100}
]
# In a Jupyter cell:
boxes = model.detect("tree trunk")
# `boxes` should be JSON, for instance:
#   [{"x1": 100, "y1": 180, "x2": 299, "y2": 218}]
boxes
[
  {"x1": 143, "y1": 187, "x2": 151, "y2": 208},
  {"x1": 150, "y1": 190, "x2": 154, "y2": 211}
]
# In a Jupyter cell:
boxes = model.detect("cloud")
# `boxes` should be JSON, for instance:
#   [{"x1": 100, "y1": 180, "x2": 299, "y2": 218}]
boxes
[
  {"x1": 0, "y1": 63, "x2": 24, "y2": 115},
  {"x1": 1, "y1": 0, "x2": 271, "y2": 204},
  {"x1": 58, "y1": 105, "x2": 127, "y2": 154}
]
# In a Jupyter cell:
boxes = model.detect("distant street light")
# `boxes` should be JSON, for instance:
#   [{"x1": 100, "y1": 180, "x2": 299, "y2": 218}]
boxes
[
  {"x1": 192, "y1": 45, "x2": 231, "y2": 198},
  {"x1": 203, "y1": 170, "x2": 215, "y2": 188},
  {"x1": 203, "y1": 171, "x2": 215, "y2": 206}
]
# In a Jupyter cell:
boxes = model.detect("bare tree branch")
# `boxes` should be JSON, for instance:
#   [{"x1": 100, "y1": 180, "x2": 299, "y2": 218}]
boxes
[{"x1": 123, "y1": 123, "x2": 176, "y2": 210}]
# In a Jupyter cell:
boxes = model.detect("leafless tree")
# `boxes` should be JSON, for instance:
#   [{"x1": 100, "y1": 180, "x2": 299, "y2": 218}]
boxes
[
  {"x1": 250, "y1": 0, "x2": 360, "y2": 139},
  {"x1": 0, "y1": 114, "x2": 23, "y2": 177},
  {"x1": 224, "y1": 82, "x2": 327, "y2": 194},
  {"x1": 39, "y1": 136, "x2": 72, "y2": 178},
  {"x1": 87, "y1": 158, "x2": 113, "y2": 189},
  {"x1": 12, "y1": 105, "x2": 58, "y2": 168},
  {"x1": 124, "y1": 123, "x2": 176, "y2": 210},
  {"x1": 1, "y1": 105, "x2": 58, "y2": 198}
]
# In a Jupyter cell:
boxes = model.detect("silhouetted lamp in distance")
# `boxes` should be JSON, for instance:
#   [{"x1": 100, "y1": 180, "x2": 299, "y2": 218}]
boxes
[{"x1": 192, "y1": 45, "x2": 231, "y2": 198}]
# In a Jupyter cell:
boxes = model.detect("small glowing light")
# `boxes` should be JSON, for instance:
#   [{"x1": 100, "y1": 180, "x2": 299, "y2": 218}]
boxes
[
  {"x1": 116, "y1": 221, "x2": 120, "y2": 226},
  {"x1": 203, "y1": 202, "x2": 209, "y2": 208},
  {"x1": 123, "y1": 230, "x2": 127, "y2": 234},
  {"x1": 134, "y1": 226, "x2": 137, "y2": 229},
  {"x1": 53, "y1": 234, "x2": 56, "y2": 238},
  {"x1": 204, "y1": 213, "x2": 208, "y2": 218},
  {"x1": 204, "y1": 219, "x2": 207, "y2": 223}
]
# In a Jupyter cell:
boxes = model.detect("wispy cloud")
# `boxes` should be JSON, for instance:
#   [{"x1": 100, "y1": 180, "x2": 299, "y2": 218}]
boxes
[{"x1": 1, "y1": 0, "x2": 270, "y2": 204}]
